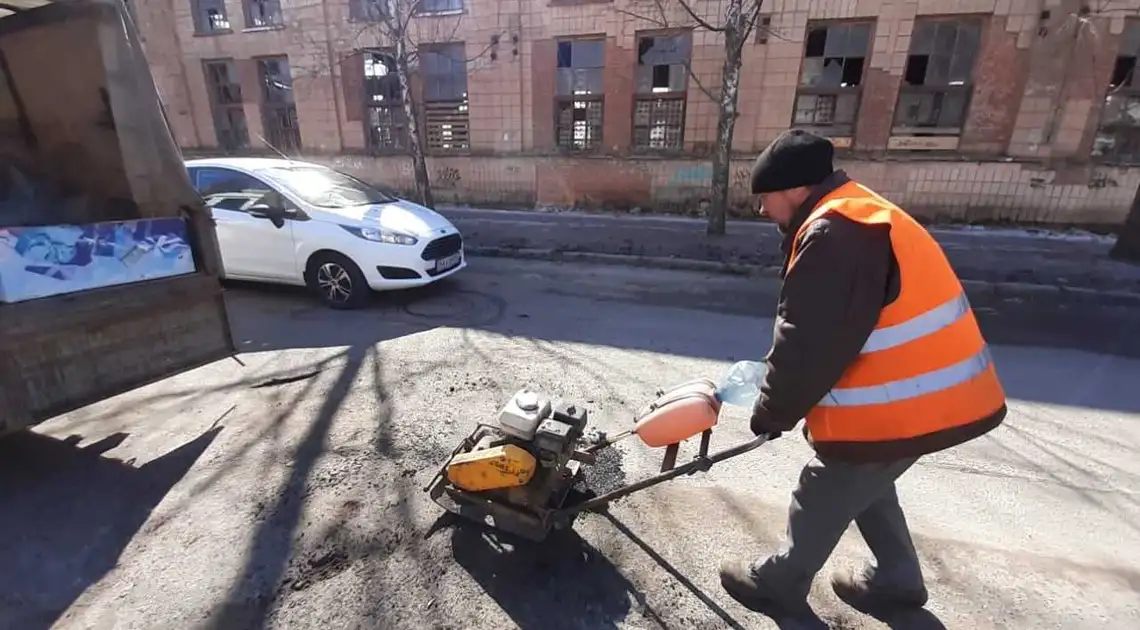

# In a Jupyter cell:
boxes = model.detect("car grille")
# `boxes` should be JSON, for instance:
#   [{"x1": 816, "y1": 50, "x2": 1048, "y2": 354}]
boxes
[{"x1": 421, "y1": 233, "x2": 462, "y2": 261}]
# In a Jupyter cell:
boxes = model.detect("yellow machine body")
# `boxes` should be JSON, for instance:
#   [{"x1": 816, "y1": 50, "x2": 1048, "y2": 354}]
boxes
[{"x1": 446, "y1": 443, "x2": 537, "y2": 492}]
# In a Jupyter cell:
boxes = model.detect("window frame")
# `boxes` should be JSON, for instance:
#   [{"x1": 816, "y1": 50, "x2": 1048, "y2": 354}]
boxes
[
  {"x1": 256, "y1": 56, "x2": 303, "y2": 153},
  {"x1": 790, "y1": 19, "x2": 874, "y2": 140},
  {"x1": 362, "y1": 48, "x2": 409, "y2": 155},
  {"x1": 190, "y1": 0, "x2": 232, "y2": 36},
  {"x1": 349, "y1": 0, "x2": 388, "y2": 23},
  {"x1": 554, "y1": 36, "x2": 606, "y2": 153},
  {"x1": 202, "y1": 59, "x2": 250, "y2": 153},
  {"x1": 419, "y1": 42, "x2": 470, "y2": 154},
  {"x1": 413, "y1": 0, "x2": 464, "y2": 17},
  {"x1": 242, "y1": 0, "x2": 284, "y2": 30},
  {"x1": 632, "y1": 29, "x2": 692, "y2": 153},
  {"x1": 1093, "y1": 18, "x2": 1140, "y2": 164},
  {"x1": 891, "y1": 16, "x2": 983, "y2": 139}
]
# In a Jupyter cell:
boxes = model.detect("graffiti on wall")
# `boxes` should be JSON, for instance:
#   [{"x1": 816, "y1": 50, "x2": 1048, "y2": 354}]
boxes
[
  {"x1": 669, "y1": 164, "x2": 711, "y2": 186},
  {"x1": 436, "y1": 167, "x2": 461, "y2": 188},
  {"x1": 732, "y1": 166, "x2": 750, "y2": 189}
]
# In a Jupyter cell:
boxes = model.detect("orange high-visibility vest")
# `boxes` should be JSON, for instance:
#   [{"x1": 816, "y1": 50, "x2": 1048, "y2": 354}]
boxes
[{"x1": 788, "y1": 180, "x2": 1006, "y2": 452}]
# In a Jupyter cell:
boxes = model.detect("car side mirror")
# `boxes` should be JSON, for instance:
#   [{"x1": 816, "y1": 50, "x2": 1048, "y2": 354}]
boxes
[
  {"x1": 247, "y1": 203, "x2": 276, "y2": 218},
  {"x1": 248, "y1": 203, "x2": 287, "y2": 228}
]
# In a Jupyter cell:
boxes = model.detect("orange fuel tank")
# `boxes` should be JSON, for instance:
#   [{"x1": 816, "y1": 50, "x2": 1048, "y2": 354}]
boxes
[{"x1": 634, "y1": 379, "x2": 722, "y2": 447}]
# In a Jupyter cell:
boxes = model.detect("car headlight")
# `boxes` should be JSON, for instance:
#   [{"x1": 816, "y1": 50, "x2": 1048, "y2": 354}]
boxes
[{"x1": 340, "y1": 225, "x2": 418, "y2": 246}]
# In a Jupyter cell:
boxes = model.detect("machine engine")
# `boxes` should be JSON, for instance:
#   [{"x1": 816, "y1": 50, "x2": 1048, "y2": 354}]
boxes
[{"x1": 444, "y1": 389, "x2": 590, "y2": 511}]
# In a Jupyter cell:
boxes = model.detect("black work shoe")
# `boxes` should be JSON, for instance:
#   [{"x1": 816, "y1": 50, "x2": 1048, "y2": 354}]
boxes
[
  {"x1": 720, "y1": 560, "x2": 814, "y2": 619},
  {"x1": 830, "y1": 566, "x2": 929, "y2": 615}
]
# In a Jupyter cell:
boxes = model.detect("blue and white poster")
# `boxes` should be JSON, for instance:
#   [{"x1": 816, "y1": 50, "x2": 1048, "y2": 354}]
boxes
[{"x1": 0, "y1": 217, "x2": 196, "y2": 303}]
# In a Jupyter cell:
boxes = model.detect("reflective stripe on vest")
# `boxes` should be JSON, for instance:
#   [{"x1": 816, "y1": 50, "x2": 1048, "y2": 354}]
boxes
[
  {"x1": 819, "y1": 345, "x2": 992, "y2": 407},
  {"x1": 860, "y1": 293, "x2": 970, "y2": 353}
]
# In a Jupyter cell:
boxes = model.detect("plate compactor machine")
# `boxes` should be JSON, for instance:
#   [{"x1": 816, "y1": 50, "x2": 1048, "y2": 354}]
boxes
[{"x1": 424, "y1": 379, "x2": 770, "y2": 541}]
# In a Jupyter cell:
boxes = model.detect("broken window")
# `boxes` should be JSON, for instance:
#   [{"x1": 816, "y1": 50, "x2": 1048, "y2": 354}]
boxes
[
  {"x1": 556, "y1": 39, "x2": 605, "y2": 152},
  {"x1": 421, "y1": 43, "x2": 470, "y2": 153},
  {"x1": 191, "y1": 0, "x2": 231, "y2": 34},
  {"x1": 364, "y1": 50, "x2": 408, "y2": 153},
  {"x1": 893, "y1": 18, "x2": 980, "y2": 135},
  {"x1": 257, "y1": 57, "x2": 302, "y2": 152},
  {"x1": 633, "y1": 33, "x2": 690, "y2": 151},
  {"x1": 793, "y1": 20, "x2": 872, "y2": 137},
  {"x1": 203, "y1": 59, "x2": 249, "y2": 152},
  {"x1": 416, "y1": 0, "x2": 463, "y2": 14},
  {"x1": 244, "y1": 0, "x2": 283, "y2": 28},
  {"x1": 350, "y1": 0, "x2": 388, "y2": 22},
  {"x1": 1094, "y1": 20, "x2": 1140, "y2": 163}
]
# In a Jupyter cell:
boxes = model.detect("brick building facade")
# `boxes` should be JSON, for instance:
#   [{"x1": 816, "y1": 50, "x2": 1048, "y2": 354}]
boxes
[{"x1": 133, "y1": 0, "x2": 1140, "y2": 225}]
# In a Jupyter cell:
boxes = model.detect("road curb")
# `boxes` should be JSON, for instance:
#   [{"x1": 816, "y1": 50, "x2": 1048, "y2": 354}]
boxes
[
  {"x1": 466, "y1": 246, "x2": 782, "y2": 277},
  {"x1": 465, "y1": 246, "x2": 1140, "y2": 307}
]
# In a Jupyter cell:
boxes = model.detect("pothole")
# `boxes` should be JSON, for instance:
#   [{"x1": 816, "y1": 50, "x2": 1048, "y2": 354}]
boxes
[{"x1": 399, "y1": 290, "x2": 505, "y2": 326}]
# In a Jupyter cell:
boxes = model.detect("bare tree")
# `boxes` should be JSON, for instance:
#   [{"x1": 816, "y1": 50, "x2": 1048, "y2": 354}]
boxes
[
  {"x1": 292, "y1": 0, "x2": 507, "y2": 209},
  {"x1": 621, "y1": 0, "x2": 767, "y2": 235},
  {"x1": 379, "y1": 0, "x2": 434, "y2": 208}
]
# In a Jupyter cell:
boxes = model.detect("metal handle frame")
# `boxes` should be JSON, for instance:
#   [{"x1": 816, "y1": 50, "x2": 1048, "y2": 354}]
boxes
[{"x1": 553, "y1": 430, "x2": 769, "y2": 520}]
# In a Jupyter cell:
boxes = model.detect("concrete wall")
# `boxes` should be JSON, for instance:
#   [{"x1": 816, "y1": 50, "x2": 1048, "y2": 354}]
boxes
[
  {"x1": 309, "y1": 153, "x2": 1135, "y2": 226},
  {"x1": 138, "y1": 0, "x2": 1140, "y2": 225}
]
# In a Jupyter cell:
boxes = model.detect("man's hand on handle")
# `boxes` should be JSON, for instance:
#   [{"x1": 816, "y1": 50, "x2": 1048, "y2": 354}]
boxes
[{"x1": 749, "y1": 404, "x2": 784, "y2": 441}]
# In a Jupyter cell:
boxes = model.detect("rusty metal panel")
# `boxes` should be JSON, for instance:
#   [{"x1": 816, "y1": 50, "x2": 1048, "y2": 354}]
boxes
[{"x1": 0, "y1": 274, "x2": 232, "y2": 433}]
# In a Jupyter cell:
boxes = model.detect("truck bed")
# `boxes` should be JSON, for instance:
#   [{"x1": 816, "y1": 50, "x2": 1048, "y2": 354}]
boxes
[{"x1": 0, "y1": 272, "x2": 233, "y2": 434}]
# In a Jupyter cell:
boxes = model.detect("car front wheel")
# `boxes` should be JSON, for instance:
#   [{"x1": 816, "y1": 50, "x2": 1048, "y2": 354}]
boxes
[{"x1": 306, "y1": 252, "x2": 370, "y2": 310}]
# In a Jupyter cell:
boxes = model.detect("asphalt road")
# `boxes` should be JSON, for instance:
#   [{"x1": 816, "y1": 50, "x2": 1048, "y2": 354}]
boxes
[{"x1": 2, "y1": 258, "x2": 1138, "y2": 630}]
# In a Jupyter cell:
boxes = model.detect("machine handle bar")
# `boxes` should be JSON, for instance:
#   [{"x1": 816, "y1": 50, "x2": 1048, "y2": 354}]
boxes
[{"x1": 554, "y1": 432, "x2": 770, "y2": 519}]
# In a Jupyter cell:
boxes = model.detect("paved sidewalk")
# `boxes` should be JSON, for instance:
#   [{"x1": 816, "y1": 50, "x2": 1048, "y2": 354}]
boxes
[{"x1": 439, "y1": 206, "x2": 1140, "y2": 302}]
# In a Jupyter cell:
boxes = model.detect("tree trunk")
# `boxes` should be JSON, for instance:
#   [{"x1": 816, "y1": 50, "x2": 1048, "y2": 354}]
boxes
[
  {"x1": 1109, "y1": 181, "x2": 1140, "y2": 263},
  {"x1": 388, "y1": 0, "x2": 434, "y2": 209},
  {"x1": 706, "y1": 4, "x2": 745, "y2": 236},
  {"x1": 397, "y1": 58, "x2": 434, "y2": 209}
]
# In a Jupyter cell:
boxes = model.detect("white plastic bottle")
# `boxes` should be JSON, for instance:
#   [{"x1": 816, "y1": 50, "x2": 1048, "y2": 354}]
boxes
[{"x1": 715, "y1": 360, "x2": 768, "y2": 407}]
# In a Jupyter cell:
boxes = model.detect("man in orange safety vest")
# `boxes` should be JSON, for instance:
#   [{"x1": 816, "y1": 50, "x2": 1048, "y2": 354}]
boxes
[{"x1": 719, "y1": 128, "x2": 1007, "y2": 622}]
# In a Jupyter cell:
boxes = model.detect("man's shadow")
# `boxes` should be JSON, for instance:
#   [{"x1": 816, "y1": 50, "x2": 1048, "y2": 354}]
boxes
[
  {"x1": 848, "y1": 606, "x2": 948, "y2": 630},
  {"x1": 0, "y1": 427, "x2": 221, "y2": 630}
]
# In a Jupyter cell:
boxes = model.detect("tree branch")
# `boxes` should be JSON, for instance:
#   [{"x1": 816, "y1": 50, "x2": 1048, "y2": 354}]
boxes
[
  {"x1": 685, "y1": 61, "x2": 719, "y2": 103},
  {"x1": 614, "y1": 7, "x2": 668, "y2": 28},
  {"x1": 676, "y1": 0, "x2": 724, "y2": 32},
  {"x1": 739, "y1": 1, "x2": 765, "y2": 45}
]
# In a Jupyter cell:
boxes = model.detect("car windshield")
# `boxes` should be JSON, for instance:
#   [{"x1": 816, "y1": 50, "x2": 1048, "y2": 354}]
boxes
[{"x1": 259, "y1": 166, "x2": 397, "y2": 208}]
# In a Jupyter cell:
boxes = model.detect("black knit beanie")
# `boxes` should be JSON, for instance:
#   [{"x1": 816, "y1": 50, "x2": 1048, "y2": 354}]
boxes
[{"x1": 750, "y1": 129, "x2": 835, "y2": 194}]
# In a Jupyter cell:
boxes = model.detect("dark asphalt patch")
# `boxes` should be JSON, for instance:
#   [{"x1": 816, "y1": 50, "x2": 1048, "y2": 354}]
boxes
[
  {"x1": 578, "y1": 445, "x2": 628, "y2": 497},
  {"x1": 398, "y1": 289, "x2": 507, "y2": 327}
]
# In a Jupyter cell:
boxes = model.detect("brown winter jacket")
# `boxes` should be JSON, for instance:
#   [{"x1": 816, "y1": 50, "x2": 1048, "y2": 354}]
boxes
[{"x1": 749, "y1": 170, "x2": 904, "y2": 455}]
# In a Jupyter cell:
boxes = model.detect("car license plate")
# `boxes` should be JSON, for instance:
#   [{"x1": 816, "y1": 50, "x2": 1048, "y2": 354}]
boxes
[{"x1": 435, "y1": 252, "x2": 462, "y2": 271}]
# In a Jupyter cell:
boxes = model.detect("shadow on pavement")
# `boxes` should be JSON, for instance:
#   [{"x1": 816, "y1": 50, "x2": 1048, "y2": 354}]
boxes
[
  {"x1": 220, "y1": 277, "x2": 502, "y2": 356},
  {"x1": 876, "y1": 609, "x2": 948, "y2": 629},
  {"x1": 0, "y1": 427, "x2": 222, "y2": 630},
  {"x1": 449, "y1": 522, "x2": 647, "y2": 630},
  {"x1": 202, "y1": 344, "x2": 380, "y2": 630},
  {"x1": 219, "y1": 260, "x2": 1140, "y2": 415},
  {"x1": 601, "y1": 513, "x2": 763, "y2": 630}
]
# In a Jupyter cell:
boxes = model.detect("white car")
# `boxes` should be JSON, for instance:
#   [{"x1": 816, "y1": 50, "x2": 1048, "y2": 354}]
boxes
[{"x1": 183, "y1": 157, "x2": 465, "y2": 309}]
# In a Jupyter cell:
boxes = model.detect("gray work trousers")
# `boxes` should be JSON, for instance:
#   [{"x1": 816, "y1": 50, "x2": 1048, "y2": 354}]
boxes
[{"x1": 752, "y1": 455, "x2": 924, "y2": 602}]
